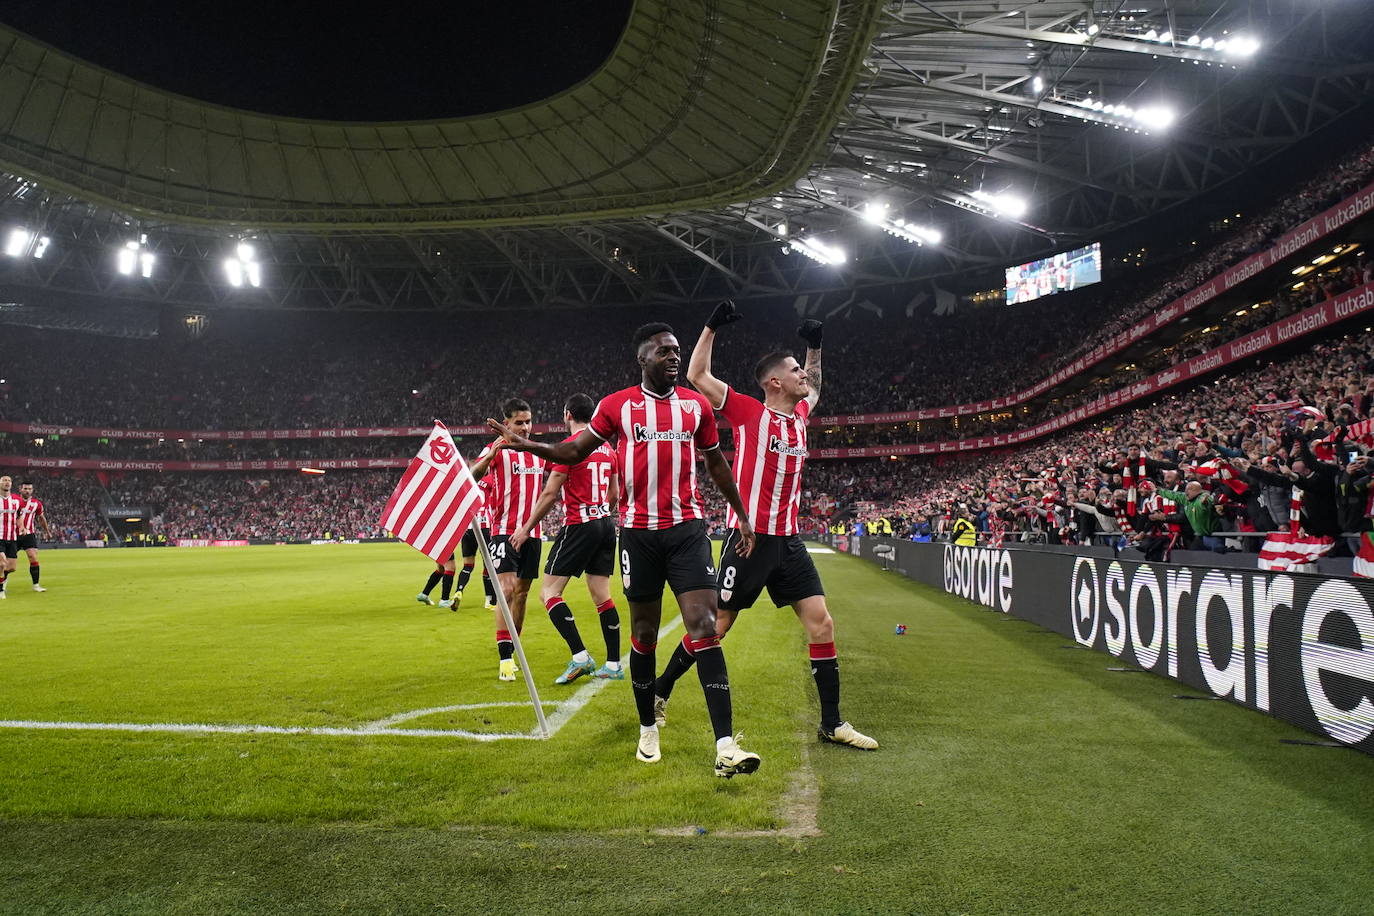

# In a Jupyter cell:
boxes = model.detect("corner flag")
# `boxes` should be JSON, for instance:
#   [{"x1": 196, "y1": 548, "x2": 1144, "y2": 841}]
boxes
[{"x1": 380, "y1": 421, "x2": 485, "y2": 562}]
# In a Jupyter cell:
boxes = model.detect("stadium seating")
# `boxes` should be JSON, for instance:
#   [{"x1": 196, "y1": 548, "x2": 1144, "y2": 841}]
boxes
[{"x1": 4, "y1": 136, "x2": 1373, "y2": 544}]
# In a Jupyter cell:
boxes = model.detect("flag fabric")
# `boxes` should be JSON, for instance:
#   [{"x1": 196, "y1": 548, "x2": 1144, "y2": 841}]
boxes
[
  {"x1": 1344, "y1": 418, "x2": 1374, "y2": 446},
  {"x1": 1257, "y1": 532, "x2": 1335, "y2": 573},
  {"x1": 1355, "y1": 532, "x2": 1374, "y2": 579},
  {"x1": 380, "y1": 421, "x2": 486, "y2": 562},
  {"x1": 1250, "y1": 398, "x2": 1302, "y2": 414},
  {"x1": 1191, "y1": 458, "x2": 1249, "y2": 496}
]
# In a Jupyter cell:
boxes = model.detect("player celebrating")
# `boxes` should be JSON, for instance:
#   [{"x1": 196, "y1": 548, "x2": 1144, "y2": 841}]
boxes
[
  {"x1": 16, "y1": 482, "x2": 53, "y2": 592},
  {"x1": 472, "y1": 398, "x2": 546, "y2": 682},
  {"x1": 654, "y1": 303, "x2": 878, "y2": 750},
  {"x1": 488, "y1": 323, "x2": 762, "y2": 777},
  {"x1": 0, "y1": 476, "x2": 20, "y2": 599},
  {"x1": 509, "y1": 394, "x2": 623, "y2": 684}
]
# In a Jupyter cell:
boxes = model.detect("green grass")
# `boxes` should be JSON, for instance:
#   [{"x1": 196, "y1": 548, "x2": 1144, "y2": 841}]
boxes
[{"x1": 1, "y1": 545, "x2": 1372, "y2": 914}]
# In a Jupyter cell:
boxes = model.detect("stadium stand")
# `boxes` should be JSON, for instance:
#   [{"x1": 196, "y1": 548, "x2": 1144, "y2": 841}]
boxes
[{"x1": 4, "y1": 135, "x2": 1374, "y2": 551}]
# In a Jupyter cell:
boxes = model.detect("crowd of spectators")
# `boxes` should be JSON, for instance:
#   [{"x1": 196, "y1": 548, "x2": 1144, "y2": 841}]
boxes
[
  {"x1": 10, "y1": 322, "x2": 1371, "y2": 550},
  {"x1": 820, "y1": 329, "x2": 1374, "y2": 558},
  {"x1": 6, "y1": 130, "x2": 1374, "y2": 548},
  {"x1": 4, "y1": 135, "x2": 1372, "y2": 444}
]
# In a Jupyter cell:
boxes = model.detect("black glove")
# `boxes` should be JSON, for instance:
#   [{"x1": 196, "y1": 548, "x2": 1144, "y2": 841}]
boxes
[
  {"x1": 706, "y1": 300, "x2": 743, "y2": 331},
  {"x1": 797, "y1": 319, "x2": 823, "y2": 349}
]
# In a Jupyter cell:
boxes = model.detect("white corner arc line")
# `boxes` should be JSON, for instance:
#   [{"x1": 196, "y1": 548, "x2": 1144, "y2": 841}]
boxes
[{"x1": 0, "y1": 616, "x2": 686, "y2": 743}]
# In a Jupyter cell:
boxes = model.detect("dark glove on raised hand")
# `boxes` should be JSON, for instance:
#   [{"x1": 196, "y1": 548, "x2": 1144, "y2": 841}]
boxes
[
  {"x1": 797, "y1": 319, "x2": 824, "y2": 349},
  {"x1": 706, "y1": 300, "x2": 743, "y2": 330}
]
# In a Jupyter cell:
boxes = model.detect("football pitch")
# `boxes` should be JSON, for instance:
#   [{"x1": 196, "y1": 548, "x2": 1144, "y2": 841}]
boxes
[{"x1": 1, "y1": 543, "x2": 1371, "y2": 914}]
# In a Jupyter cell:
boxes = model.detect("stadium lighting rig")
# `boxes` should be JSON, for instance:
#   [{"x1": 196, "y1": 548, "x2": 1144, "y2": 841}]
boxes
[
  {"x1": 223, "y1": 241, "x2": 262, "y2": 288},
  {"x1": 1052, "y1": 93, "x2": 1177, "y2": 132},
  {"x1": 968, "y1": 189, "x2": 1028, "y2": 219},
  {"x1": 116, "y1": 235, "x2": 156, "y2": 278},
  {"x1": 4, "y1": 227, "x2": 50, "y2": 259},
  {"x1": 860, "y1": 203, "x2": 943, "y2": 246},
  {"x1": 784, "y1": 236, "x2": 846, "y2": 266}
]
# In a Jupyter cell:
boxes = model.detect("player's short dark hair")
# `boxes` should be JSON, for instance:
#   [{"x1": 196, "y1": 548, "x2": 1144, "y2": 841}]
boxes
[
  {"x1": 502, "y1": 397, "x2": 531, "y2": 418},
  {"x1": 632, "y1": 322, "x2": 674, "y2": 351},
  {"x1": 564, "y1": 393, "x2": 595, "y2": 423},
  {"x1": 754, "y1": 350, "x2": 794, "y2": 386},
  {"x1": 20, "y1": 480, "x2": 34, "y2": 487}
]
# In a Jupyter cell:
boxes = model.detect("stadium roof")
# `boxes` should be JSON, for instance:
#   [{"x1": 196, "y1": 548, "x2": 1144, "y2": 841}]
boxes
[{"x1": 1, "y1": 0, "x2": 1372, "y2": 312}]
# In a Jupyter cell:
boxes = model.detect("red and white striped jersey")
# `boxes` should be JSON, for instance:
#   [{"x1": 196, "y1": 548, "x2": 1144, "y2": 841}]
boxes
[
  {"x1": 18, "y1": 497, "x2": 44, "y2": 536},
  {"x1": 551, "y1": 436, "x2": 617, "y2": 526},
  {"x1": 589, "y1": 385, "x2": 719, "y2": 530},
  {"x1": 476, "y1": 475, "x2": 493, "y2": 529},
  {"x1": 0, "y1": 495, "x2": 19, "y2": 541},
  {"x1": 718, "y1": 387, "x2": 810, "y2": 536},
  {"x1": 479, "y1": 441, "x2": 546, "y2": 537}
]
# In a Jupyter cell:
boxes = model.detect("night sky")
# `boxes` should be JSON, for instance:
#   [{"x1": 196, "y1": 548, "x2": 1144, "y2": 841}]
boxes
[{"x1": 1, "y1": 1, "x2": 634, "y2": 121}]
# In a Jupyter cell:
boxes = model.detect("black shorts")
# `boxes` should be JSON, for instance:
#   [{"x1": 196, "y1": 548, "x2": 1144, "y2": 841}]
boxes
[
  {"x1": 16, "y1": 534, "x2": 37, "y2": 552},
  {"x1": 0, "y1": 539, "x2": 16, "y2": 560},
  {"x1": 718, "y1": 531, "x2": 824, "y2": 612},
  {"x1": 545, "y1": 518, "x2": 615, "y2": 578},
  {"x1": 618, "y1": 519, "x2": 717, "y2": 603},
  {"x1": 489, "y1": 534, "x2": 540, "y2": 580},
  {"x1": 460, "y1": 526, "x2": 490, "y2": 558}
]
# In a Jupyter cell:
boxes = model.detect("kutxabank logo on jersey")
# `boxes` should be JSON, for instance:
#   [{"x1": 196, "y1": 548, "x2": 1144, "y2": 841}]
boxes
[
  {"x1": 942, "y1": 545, "x2": 1014, "y2": 614},
  {"x1": 633, "y1": 424, "x2": 693, "y2": 443},
  {"x1": 1068, "y1": 556, "x2": 1374, "y2": 746}
]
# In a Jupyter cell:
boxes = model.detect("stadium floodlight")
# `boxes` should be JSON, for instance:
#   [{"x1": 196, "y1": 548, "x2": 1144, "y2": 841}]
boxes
[
  {"x1": 786, "y1": 237, "x2": 845, "y2": 266},
  {"x1": 1031, "y1": 76, "x2": 1044, "y2": 93},
  {"x1": 224, "y1": 240, "x2": 262, "y2": 288},
  {"x1": 5, "y1": 228, "x2": 52, "y2": 259},
  {"x1": 1132, "y1": 105, "x2": 1176, "y2": 130},
  {"x1": 1224, "y1": 35, "x2": 1261, "y2": 57},
  {"x1": 1055, "y1": 93, "x2": 1176, "y2": 132},
  {"x1": 117, "y1": 241, "x2": 137, "y2": 275},
  {"x1": 861, "y1": 202, "x2": 889, "y2": 223},
  {"x1": 971, "y1": 189, "x2": 1028, "y2": 219},
  {"x1": 118, "y1": 235, "x2": 156, "y2": 278},
  {"x1": 5, "y1": 228, "x2": 32, "y2": 257}
]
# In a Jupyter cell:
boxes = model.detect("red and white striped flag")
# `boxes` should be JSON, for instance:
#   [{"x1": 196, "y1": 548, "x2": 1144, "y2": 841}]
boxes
[
  {"x1": 380, "y1": 421, "x2": 486, "y2": 562},
  {"x1": 1257, "y1": 486, "x2": 1334, "y2": 573}
]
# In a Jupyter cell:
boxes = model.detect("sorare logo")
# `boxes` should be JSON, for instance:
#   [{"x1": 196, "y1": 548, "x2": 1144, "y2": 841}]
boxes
[
  {"x1": 942, "y1": 545, "x2": 1014, "y2": 614},
  {"x1": 1067, "y1": 556, "x2": 1374, "y2": 746}
]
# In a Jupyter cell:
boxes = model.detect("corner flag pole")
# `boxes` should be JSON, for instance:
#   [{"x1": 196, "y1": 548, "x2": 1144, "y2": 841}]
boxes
[{"x1": 471, "y1": 522, "x2": 549, "y2": 737}]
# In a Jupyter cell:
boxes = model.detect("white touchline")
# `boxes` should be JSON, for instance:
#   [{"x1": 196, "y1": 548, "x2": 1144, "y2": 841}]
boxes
[{"x1": 0, "y1": 616, "x2": 686, "y2": 743}]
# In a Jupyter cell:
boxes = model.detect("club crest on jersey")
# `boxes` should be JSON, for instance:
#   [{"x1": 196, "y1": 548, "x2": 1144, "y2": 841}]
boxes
[
  {"x1": 768, "y1": 435, "x2": 808, "y2": 458},
  {"x1": 634, "y1": 424, "x2": 693, "y2": 443},
  {"x1": 679, "y1": 401, "x2": 698, "y2": 414}
]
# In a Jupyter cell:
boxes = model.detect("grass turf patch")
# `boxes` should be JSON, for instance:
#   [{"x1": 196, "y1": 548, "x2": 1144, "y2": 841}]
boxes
[
  {"x1": 0, "y1": 544, "x2": 804, "y2": 831},
  {"x1": 1, "y1": 548, "x2": 1372, "y2": 914}
]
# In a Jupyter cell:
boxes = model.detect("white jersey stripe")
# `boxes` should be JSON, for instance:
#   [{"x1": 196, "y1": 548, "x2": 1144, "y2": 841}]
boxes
[
  {"x1": 619, "y1": 398, "x2": 636, "y2": 529},
  {"x1": 669, "y1": 400, "x2": 683, "y2": 526}
]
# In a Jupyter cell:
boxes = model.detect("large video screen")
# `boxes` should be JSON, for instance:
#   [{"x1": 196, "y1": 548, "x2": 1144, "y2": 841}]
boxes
[{"x1": 1005, "y1": 242, "x2": 1102, "y2": 305}]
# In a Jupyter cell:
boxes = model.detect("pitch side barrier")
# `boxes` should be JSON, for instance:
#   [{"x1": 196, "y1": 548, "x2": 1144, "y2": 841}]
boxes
[{"x1": 851, "y1": 538, "x2": 1374, "y2": 755}]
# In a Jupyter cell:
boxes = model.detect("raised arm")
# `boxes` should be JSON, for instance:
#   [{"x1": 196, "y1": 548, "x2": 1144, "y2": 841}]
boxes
[
  {"x1": 797, "y1": 319, "x2": 823, "y2": 411},
  {"x1": 702, "y1": 446, "x2": 755, "y2": 557},
  {"x1": 486, "y1": 421, "x2": 601, "y2": 466},
  {"x1": 510, "y1": 470, "x2": 567, "y2": 551},
  {"x1": 468, "y1": 440, "x2": 503, "y2": 481},
  {"x1": 688, "y1": 300, "x2": 741, "y2": 409}
]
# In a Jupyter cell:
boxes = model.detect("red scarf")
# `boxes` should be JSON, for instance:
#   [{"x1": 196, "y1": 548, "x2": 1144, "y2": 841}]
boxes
[{"x1": 1122, "y1": 456, "x2": 1146, "y2": 516}]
